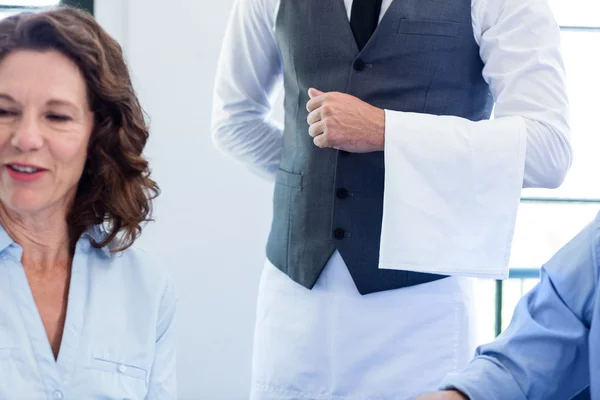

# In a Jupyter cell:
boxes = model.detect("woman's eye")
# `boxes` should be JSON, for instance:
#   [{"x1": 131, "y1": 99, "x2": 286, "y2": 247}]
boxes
[
  {"x1": 0, "y1": 108, "x2": 17, "y2": 117},
  {"x1": 47, "y1": 113, "x2": 71, "y2": 122}
]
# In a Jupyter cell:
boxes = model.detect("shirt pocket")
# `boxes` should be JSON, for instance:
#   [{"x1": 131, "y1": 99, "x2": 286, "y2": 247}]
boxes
[
  {"x1": 89, "y1": 357, "x2": 148, "y2": 380},
  {"x1": 0, "y1": 348, "x2": 12, "y2": 360},
  {"x1": 0, "y1": 346, "x2": 24, "y2": 363},
  {"x1": 0, "y1": 346, "x2": 38, "y2": 398},
  {"x1": 84, "y1": 352, "x2": 150, "y2": 399}
]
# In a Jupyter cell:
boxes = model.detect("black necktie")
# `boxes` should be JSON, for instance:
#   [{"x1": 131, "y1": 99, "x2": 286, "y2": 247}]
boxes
[{"x1": 350, "y1": 0, "x2": 383, "y2": 51}]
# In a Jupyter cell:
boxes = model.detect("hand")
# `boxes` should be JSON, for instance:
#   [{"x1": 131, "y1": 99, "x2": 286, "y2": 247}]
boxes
[
  {"x1": 306, "y1": 88, "x2": 385, "y2": 153},
  {"x1": 415, "y1": 390, "x2": 469, "y2": 400}
]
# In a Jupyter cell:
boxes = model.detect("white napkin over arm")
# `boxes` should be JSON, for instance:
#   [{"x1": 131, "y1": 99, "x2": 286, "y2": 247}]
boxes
[{"x1": 378, "y1": 0, "x2": 571, "y2": 278}]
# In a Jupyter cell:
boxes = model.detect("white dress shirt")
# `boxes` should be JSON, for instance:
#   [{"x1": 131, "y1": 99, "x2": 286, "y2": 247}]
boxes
[{"x1": 211, "y1": 0, "x2": 571, "y2": 279}]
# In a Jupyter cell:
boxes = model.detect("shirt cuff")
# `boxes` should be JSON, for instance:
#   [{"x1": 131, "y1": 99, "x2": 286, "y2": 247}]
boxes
[{"x1": 439, "y1": 357, "x2": 527, "y2": 400}]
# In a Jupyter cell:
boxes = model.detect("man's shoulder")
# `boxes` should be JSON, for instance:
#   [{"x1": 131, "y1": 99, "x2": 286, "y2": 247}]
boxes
[
  {"x1": 547, "y1": 213, "x2": 600, "y2": 272},
  {"x1": 542, "y1": 211, "x2": 600, "y2": 320}
]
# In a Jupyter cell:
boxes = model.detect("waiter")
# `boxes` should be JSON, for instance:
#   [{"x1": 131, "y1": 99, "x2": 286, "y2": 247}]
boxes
[{"x1": 211, "y1": 0, "x2": 571, "y2": 398}]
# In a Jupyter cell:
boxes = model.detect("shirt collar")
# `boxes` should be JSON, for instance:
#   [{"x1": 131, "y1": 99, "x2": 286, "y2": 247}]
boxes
[
  {"x1": 0, "y1": 224, "x2": 14, "y2": 255},
  {"x1": 0, "y1": 224, "x2": 112, "y2": 258},
  {"x1": 79, "y1": 225, "x2": 112, "y2": 257}
]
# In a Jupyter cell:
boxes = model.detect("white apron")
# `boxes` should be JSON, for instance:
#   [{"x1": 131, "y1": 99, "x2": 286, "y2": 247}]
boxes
[{"x1": 250, "y1": 250, "x2": 480, "y2": 400}]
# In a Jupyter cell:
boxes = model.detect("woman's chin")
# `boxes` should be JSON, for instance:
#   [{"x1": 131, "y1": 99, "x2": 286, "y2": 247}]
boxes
[{"x1": 0, "y1": 195, "x2": 51, "y2": 217}]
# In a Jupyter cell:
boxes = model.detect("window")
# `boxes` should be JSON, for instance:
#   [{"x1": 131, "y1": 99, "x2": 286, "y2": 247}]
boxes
[
  {"x1": 0, "y1": 1, "x2": 59, "y2": 19},
  {"x1": 0, "y1": 1, "x2": 93, "y2": 17},
  {"x1": 0, "y1": 0, "x2": 60, "y2": 6},
  {"x1": 478, "y1": 0, "x2": 600, "y2": 342}
]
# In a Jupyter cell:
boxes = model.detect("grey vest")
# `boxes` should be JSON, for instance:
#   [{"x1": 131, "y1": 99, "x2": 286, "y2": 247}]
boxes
[{"x1": 266, "y1": 0, "x2": 494, "y2": 295}]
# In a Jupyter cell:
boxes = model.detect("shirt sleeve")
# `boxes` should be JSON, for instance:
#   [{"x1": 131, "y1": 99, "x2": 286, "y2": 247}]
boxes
[
  {"x1": 146, "y1": 274, "x2": 178, "y2": 400},
  {"x1": 210, "y1": 0, "x2": 284, "y2": 180},
  {"x1": 439, "y1": 215, "x2": 599, "y2": 399},
  {"x1": 378, "y1": 0, "x2": 571, "y2": 278}
]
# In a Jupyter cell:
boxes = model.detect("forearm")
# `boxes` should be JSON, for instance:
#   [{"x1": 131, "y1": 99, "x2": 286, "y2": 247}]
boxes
[{"x1": 211, "y1": 109, "x2": 283, "y2": 179}]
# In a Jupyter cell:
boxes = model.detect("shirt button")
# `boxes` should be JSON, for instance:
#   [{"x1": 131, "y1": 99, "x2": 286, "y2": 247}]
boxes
[
  {"x1": 333, "y1": 228, "x2": 346, "y2": 240},
  {"x1": 336, "y1": 188, "x2": 349, "y2": 200},
  {"x1": 53, "y1": 391, "x2": 63, "y2": 400},
  {"x1": 118, "y1": 364, "x2": 127, "y2": 373},
  {"x1": 353, "y1": 58, "x2": 365, "y2": 71}
]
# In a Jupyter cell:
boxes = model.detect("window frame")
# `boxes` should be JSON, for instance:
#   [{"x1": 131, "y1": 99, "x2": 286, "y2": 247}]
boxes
[
  {"x1": 61, "y1": 0, "x2": 93, "y2": 14},
  {"x1": 0, "y1": 1, "x2": 93, "y2": 15}
]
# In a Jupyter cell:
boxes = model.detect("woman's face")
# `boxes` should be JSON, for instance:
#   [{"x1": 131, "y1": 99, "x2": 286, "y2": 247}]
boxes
[{"x1": 0, "y1": 49, "x2": 94, "y2": 218}]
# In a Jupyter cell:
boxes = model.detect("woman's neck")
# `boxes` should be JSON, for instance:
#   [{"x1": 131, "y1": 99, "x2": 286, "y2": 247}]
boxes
[{"x1": 0, "y1": 203, "x2": 71, "y2": 270}]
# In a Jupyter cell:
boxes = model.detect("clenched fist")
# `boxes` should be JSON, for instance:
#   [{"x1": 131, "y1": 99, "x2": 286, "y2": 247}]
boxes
[{"x1": 306, "y1": 88, "x2": 385, "y2": 153}]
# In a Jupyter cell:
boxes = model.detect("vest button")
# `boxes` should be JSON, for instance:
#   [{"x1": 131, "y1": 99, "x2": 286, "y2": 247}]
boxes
[
  {"x1": 336, "y1": 188, "x2": 349, "y2": 199},
  {"x1": 333, "y1": 228, "x2": 346, "y2": 240},
  {"x1": 353, "y1": 59, "x2": 365, "y2": 71}
]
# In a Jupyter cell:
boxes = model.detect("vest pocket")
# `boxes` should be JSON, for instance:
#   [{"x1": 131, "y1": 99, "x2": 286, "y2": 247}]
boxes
[
  {"x1": 397, "y1": 19, "x2": 460, "y2": 37},
  {"x1": 275, "y1": 168, "x2": 303, "y2": 189},
  {"x1": 267, "y1": 168, "x2": 303, "y2": 270}
]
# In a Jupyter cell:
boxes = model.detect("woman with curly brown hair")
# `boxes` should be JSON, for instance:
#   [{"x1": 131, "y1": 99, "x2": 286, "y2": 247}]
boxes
[{"x1": 0, "y1": 6, "x2": 176, "y2": 399}]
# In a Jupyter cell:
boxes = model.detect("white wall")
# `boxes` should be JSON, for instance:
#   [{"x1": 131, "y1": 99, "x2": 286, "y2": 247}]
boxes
[{"x1": 96, "y1": 1, "x2": 276, "y2": 398}]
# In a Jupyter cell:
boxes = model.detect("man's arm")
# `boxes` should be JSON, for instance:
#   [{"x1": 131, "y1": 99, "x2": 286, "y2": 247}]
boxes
[
  {"x1": 383, "y1": 0, "x2": 571, "y2": 188},
  {"x1": 211, "y1": 0, "x2": 284, "y2": 179},
  {"x1": 419, "y1": 215, "x2": 599, "y2": 400},
  {"x1": 377, "y1": 0, "x2": 571, "y2": 277}
]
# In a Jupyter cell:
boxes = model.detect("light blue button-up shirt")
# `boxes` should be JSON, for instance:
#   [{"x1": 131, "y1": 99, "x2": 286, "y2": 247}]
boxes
[
  {"x1": 0, "y1": 224, "x2": 177, "y2": 399},
  {"x1": 439, "y1": 212, "x2": 600, "y2": 399}
]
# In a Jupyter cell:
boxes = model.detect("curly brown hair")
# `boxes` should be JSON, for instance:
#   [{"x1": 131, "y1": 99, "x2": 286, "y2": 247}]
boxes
[{"x1": 0, "y1": 6, "x2": 159, "y2": 252}]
